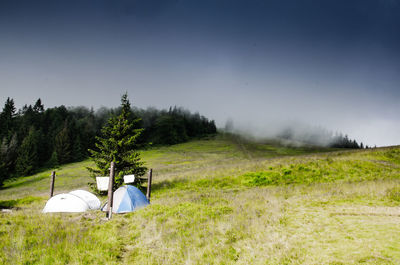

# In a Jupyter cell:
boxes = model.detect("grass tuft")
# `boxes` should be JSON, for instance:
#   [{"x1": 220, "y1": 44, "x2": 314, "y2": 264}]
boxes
[{"x1": 386, "y1": 186, "x2": 400, "y2": 202}]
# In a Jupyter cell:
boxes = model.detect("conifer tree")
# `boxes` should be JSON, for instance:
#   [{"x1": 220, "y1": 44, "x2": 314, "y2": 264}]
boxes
[
  {"x1": 0, "y1": 134, "x2": 18, "y2": 185},
  {"x1": 0, "y1": 160, "x2": 7, "y2": 186},
  {"x1": 16, "y1": 127, "x2": 39, "y2": 176},
  {"x1": 0, "y1": 97, "x2": 17, "y2": 140},
  {"x1": 46, "y1": 150, "x2": 59, "y2": 168},
  {"x1": 33, "y1": 98, "x2": 44, "y2": 113},
  {"x1": 87, "y1": 93, "x2": 147, "y2": 191},
  {"x1": 72, "y1": 135, "x2": 85, "y2": 161},
  {"x1": 55, "y1": 122, "x2": 71, "y2": 164}
]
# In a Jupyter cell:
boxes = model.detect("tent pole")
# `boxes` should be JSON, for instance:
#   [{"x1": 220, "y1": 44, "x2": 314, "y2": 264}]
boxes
[{"x1": 107, "y1": 162, "x2": 115, "y2": 220}]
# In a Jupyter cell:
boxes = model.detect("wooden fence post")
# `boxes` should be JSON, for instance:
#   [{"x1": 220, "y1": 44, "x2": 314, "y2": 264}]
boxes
[
  {"x1": 107, "y1": 162, "x2": 116, "y2": 220},
  {"x1": 146, "y1": 169, "x2": 153, "y2": 202},
  {"x1": 49, "y1": 171, "x2": 56, "y2": 198}
]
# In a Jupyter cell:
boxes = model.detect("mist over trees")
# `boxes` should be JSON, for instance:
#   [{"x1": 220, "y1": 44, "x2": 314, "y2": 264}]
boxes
[
  {"x1": 277, "y1": 126, "x2": 364, "y2": 148},
  {"x1": 228, "y1": 122, "x2": 365, "y2": 149},
  {"x1": 0, "y1": 97, "x2": 217, "y2": 186}
]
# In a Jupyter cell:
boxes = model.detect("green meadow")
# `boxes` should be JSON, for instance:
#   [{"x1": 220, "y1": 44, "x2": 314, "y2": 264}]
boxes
[{"x1": 1, "y1": 134, "x2": 400, "y2": 264}]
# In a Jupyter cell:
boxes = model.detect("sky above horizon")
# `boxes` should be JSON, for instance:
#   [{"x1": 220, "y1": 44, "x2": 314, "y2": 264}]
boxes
[{"x1": 1, "y1": 0, "x2": 399, "y2": 146}]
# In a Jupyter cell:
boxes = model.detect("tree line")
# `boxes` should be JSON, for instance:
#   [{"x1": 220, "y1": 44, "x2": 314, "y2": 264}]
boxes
[
  {"x1": 0, "y1": 97, "x2": 217, "y2": 186},
  {"x1": 329, "y1": 134, "x2": 366, "y2": 149}
]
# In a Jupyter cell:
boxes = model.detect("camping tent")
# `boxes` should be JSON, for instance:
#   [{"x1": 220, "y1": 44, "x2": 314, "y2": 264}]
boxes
[
  {"x1": 69, "y1": 190, "x2": 101, "y2": 210},
  {"x1": 102, "y1": 185, "x2": 149, "y2": 213},
  {"x1": 43, "y1": 193, "x2": 90, "y2": 213},
  {"x1": 43, "y1": 190, "x2": 101, "y2": 213}
]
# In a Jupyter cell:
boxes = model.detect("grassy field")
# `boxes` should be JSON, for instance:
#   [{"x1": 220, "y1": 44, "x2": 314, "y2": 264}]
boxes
[{"x1": 1, "y1": 134, "x2": 400, "y2": 264}]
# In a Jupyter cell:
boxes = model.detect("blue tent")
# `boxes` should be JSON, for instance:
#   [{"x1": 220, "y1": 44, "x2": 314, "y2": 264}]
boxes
[{"x1": 102, "y1": 185, "x2": 149, "y2": 213}]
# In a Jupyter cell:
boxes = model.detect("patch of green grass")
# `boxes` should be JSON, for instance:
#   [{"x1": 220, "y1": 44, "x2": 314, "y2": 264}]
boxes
[
  {"x1": 2, "y1": 173, "x2": 49, "y2": 189},
  {"x1": 0, "y1": 196, "x2": 43, "y2": 209},
  {"x1": 0, "y1": 160, "x2": 95, "y2": 201},
  {"x1": 240, "y1": 157, "x2": 400, "y2": 187}
]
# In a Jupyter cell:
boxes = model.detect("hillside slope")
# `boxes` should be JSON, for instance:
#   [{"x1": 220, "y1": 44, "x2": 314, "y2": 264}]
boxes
[{"x1": 1, "y1": 135, "x2": 399, "y2": 264}]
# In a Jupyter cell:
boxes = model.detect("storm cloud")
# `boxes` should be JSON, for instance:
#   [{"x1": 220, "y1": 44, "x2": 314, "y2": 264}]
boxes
[{"x1": 0, "y1": 0, "x2": 399, "y2": 146}]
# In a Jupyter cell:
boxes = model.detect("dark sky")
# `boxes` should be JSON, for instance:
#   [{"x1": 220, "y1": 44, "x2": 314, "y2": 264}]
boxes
[{"x1": 1, "y1": 0, "x2": 399, "y2": 146}]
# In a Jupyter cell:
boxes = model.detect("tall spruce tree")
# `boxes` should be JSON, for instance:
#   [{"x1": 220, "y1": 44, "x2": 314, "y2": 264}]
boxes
[
  {"x1": 0, "y1": 97, "x2": 17, "y2": 141},
  {"x1": 0, "y1": 134, "x2": 18, "y2": 185},
  {"x1": 15, "y1": 127, "x2": 39, "y2": 176},
  {"x1": 87, "y1": 93, "x2": 147, "y2": 191},
  {"x1": 33, "y1": 98, "x2": 44, "y2": 113},
  {"x1": 72, "y1": 135, "x2": 85, "y2": 161},
  {"x1": 55, "y1": 122, "x2": 72, "y2": 164}
]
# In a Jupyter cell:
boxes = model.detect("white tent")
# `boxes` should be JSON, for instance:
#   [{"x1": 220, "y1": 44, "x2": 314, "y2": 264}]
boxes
[
  {"x1": 43, "y1": 190, "x2": 101, "y2": 213},
  {"x1": 43, "y1": 193, "x2": 89, "y2": 213},
  {"x1": 69, "y1": 190, "x2": 101, "y2": 210}
]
